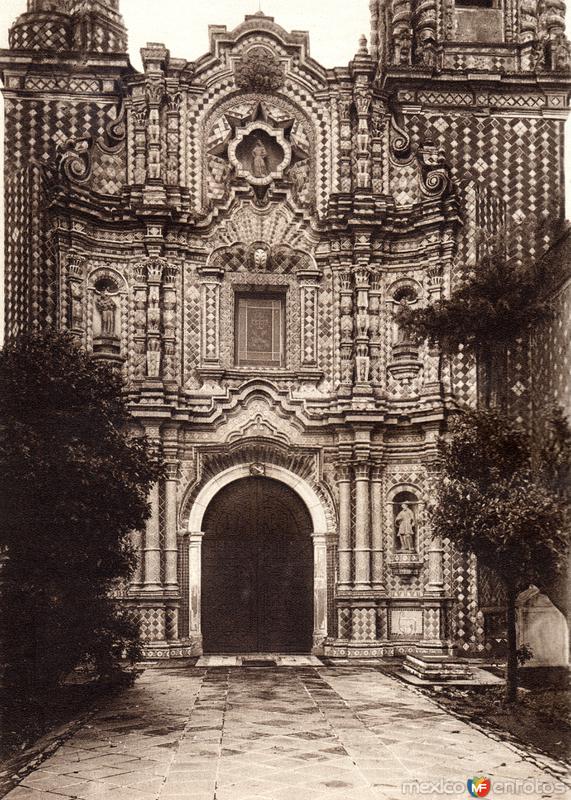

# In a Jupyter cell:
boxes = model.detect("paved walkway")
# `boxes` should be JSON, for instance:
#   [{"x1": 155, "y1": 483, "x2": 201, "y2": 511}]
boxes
[{"x1": 4, "y1": 666, "x2": 569, "y2": 800}]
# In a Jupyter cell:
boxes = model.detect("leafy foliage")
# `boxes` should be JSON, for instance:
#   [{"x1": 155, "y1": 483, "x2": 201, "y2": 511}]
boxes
[
  {"x1": 433, "y1": 408, "x2": 569, "y2": 701},
  {"x1": 434, "y1": 409, "x2": 567, "y2": 593},
  {"x1": 397, "y1": 231, "x2": 552, "y2": 358},
  {"x1": 0, "y1": 331, "x2": 162, "y2": 690}
]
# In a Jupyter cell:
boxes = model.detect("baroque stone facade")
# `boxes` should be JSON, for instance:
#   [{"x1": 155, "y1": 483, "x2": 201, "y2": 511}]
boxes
[{"x1": 1, "y1": 0, "x2": 569, "y2": 658}]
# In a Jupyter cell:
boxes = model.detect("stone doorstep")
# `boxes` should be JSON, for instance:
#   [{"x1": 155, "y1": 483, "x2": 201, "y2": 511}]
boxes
[{"x1": 403, "y1": 654, "x2": 475, "y2": 681}]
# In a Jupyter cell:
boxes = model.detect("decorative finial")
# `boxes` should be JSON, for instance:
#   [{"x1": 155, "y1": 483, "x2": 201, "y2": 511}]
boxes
[{"x1": 358, "y1": 34, "x2": 369, "y2": 55}]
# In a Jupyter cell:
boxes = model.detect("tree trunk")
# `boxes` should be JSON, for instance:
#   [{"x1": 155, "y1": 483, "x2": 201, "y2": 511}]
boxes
[{"x1": 506, "y1": 587, "x2": 518, "y2": 703}]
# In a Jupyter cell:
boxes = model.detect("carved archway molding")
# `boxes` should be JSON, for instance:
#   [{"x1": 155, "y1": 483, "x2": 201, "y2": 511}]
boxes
[
  {"x1": 184, "y1": 461, "x2": 332, "y2": 655},
  {"x1": 188, "y1": 462, "x2": 329, "y2": 533}
]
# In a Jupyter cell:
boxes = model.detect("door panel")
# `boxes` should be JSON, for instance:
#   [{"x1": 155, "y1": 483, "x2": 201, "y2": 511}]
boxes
[{"x1": 201, "y1": 477, "x2": 314, "y2": 653}]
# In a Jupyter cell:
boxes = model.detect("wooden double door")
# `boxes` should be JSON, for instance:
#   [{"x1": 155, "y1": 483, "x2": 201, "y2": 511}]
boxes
[{"x1": 202, "y1": 477, "x2": 314, "y2": 653}]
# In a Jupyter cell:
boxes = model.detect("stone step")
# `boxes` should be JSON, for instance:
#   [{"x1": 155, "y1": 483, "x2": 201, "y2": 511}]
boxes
[{"x1": 403, "y1": 654, "x2": 475, "y2": 681}]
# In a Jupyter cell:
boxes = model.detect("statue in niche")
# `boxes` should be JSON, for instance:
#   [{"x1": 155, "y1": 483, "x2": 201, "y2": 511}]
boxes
[
  {"x1": 251, "y1": 138, "x2": 269, "y2": 178},
  {"x1": 96, "y1": 289, "x2": 117, "y2": 337},
  {"x1": 395, "y1": 501, "x2": 417, "y2": 551}
]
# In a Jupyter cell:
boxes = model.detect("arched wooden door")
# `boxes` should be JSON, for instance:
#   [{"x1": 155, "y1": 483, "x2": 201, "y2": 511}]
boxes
[{"x1": 201, "y1": 476, "x2": 314, "y2": 653}]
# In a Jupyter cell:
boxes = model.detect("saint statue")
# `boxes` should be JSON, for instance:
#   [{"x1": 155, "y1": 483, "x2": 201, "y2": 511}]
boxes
[
  {"x1": 96, "y1": 289, "x2": 117, "y2": 337},
  {"x1": 251, "y1": 138, "x2": 269, "y2": 178},
  {"x1": 395, "y1": 501, "x2": 416, "y2": 551}
]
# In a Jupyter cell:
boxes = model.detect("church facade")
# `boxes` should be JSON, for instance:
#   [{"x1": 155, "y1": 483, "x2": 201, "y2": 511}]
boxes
[{"x1": 1, "y1": 0, "x2": 569, "y2": 659}]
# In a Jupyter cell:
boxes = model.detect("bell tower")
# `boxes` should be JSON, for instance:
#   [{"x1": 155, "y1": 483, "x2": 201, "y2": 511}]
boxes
[
  {"x1": 9, "y1": 0, "x2": 127, "y2": 54},
  {"x1": 370, "y1": 0, "x2": 570, "y2": 71}
]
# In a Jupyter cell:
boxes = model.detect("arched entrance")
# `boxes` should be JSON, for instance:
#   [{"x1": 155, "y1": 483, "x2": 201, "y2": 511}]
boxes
[{"x1": 201, "y1": 477, "x2": 314, "y2": 653}]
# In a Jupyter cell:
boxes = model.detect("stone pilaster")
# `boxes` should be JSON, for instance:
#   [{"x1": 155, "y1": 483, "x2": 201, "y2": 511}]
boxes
[
  {"x1": 146, "y1": 259, "x2": 163, "y2": 379},
  {"x1": 370, "y1": 465, "x2": 385, "y2": 591},
  {"x1": 130, "y1": 528, "x2": 144, "y2": 588},
  {"x1": 188, "y1": 532, "x2": 204, "y2": 648},
  {"x1": 298, "y1": 266, "x2": 321, "y2": 367},
  {"x1": 312, "y1": 532, "x2": 328, "y2": 650},
  {"x1": 354, "y1": 461, "x2": 371, "y2": 589},
  {"x1": 199, "y1": 265, "x2": 224, "y2": 378},
  {"x1": 336, "y1": 463, "x2": 352, "y2": 590},
  {"x1": 132, "y1": 102, "x2": 148, "y2": 185},
  {"x1": 163, "y1": 427, "x2": 179, "y2": 593},
  {"x1": 142, "y1": 481, "x2": 161, "y2": 592},
  {"x1": 353, "y1": 265, "x2": 371, "y2": 391},
  {"x1": 339, "y1": 271, "x2": 354, "y2": 389}
]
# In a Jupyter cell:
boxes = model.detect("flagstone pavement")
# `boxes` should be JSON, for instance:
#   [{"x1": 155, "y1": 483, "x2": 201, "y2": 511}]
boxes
[{"x1": 4, "y1": 666, "x2": 569, "y2": 800}]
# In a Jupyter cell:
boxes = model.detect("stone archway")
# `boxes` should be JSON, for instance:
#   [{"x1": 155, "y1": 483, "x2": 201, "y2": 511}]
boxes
[{"x1": 187, "y1": 463, "x2": 329, "y2": 654}]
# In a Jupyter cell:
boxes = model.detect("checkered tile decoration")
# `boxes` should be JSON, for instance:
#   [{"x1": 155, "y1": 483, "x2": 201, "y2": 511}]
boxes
[
  {"x1": 10, "y1": 16, "x2": 71, "y2": 51},
  {"x1": 402, "y1": 113, "x2": 563, "y2": 266},
  {"x1": 165, "y1": 606, "x2": 178, "y2": 641},
  {"x1": 177, "y1": 535, "x2": 190, "y2": 640},
  {"x1": 327, "y1": 543, "x2": 338, "y2": 638},
  {"x1": 4, "y1": 97, "x2": 121, "y2": 176},
  {"x1": 90, "y1": 144, "x2": 126, "y2": 195},
  {"x1": 4, "y1": 164, "x2": 56, "y2": 338},
  {"x1": 158, "y1": 481, "x2": 166, "y2": 585},
  {"x1": 183, "y1": 275, "x2": 201, "y2": 389},
  {"x1": 350, "y1": 607, "x2": 377, "y2": 642},
  {"x1": 338, "y1": 607, "x2": 352, "y2": 639},
  {"x1": 531, "y1": 280, "x2": 571, "y2": 443},
  {"x1": 139, "y1": 607, "x2": 166, "y2": 642},
  {"x1": 318, "y1": 270, "x2": 335, "y2": 388}
]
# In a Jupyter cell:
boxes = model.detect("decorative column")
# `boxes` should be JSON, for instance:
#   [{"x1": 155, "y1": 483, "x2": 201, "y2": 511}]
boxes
[
  {"x1": 188, "y1": 532, "x2": 204, "y2": 648},
  {"x1": 336, "y1": 463, "x2": 352, "y2": 590},
  {"x1": 199, "y1": 264, "x2": 224, "y2": 383},
  {"x1": 144, "y1": 71, "x2": 164, "y2": 181},
  {"x1": 368, "y1": 275, "x2": 382, "y2": 388},
  {"x1": 422, "y1": 264, "x2": 445, "y2": 399},
  {"x1": 339, "y1": 271, "x2": 354, "y2": 393},
  {"x1": 141, "y1": 44, "x2": 167, "y2": 206},
  {"x1": 143, "y1": 481, "x2": 162, "y2": 592},
  {"x1": 66, "y1": 253, "x2": 86, "y2": 336},
  {"x1": 426, "y1": 536, "x2": 445, "y2": 595},
  {"x1": 146, "y1": 259, "x2": 163, "y2": 379},
  {"x1": 337, "y1": 94, "x2": 353, "y2": 192},
  {"x1": 132, "y1": 263, "x2": 148, "y2": 381},
  {"x1": 354, "y1": 461, "x2": 371, "y2": 589},
  {"x1": 162, "y1": 264, "x2": 179, "y2": 383},
  {"x1": 130, "y1": 529, "x2": 144, "y2": 588},
  {"x1": 298, "y1": 266, "x2": 321, "y2": 367},
  {"x1": 165, "y1": 86, "x2": 182, "y2": 186},
  {"x1": 353, "y1": 265, "x2": 372, "y2": 395},
  {"x1": 132, "y1": 102, "x2": 148, "y2": 185},
  {"x1": 163, "y1": 427, "x2": 179, "y2": 593},
  {"x1": 370, "y1": 465, "x2": 385, "y2": 591},
  {"x1": 353, "y1": 73, "x2": 372, "y2": 190},
  {"x1": 312, "y1": 532, "x2": 328, "y2": 651}
]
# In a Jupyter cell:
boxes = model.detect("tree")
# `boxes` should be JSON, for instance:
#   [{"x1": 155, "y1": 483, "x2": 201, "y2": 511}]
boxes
[
  {"x1": 397, "y1": 228, "x2": 554, "y2": 407},
  {"x1": 433, "y1": 409, "x2": 568, "y2": 702},
  {"x1": 0, "y1": 331, "x2": 162, "y2": 692}
]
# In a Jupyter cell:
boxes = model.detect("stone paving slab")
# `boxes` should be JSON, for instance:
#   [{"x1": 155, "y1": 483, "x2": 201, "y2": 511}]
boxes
[{"x1": 3, "y1": 666, "x2": 569, "y2": 800}]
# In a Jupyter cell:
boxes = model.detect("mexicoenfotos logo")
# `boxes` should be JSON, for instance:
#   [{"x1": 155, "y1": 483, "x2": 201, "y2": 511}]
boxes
[{"x1": 467, "y1": 777, "x2": 492, "y2": 797}]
